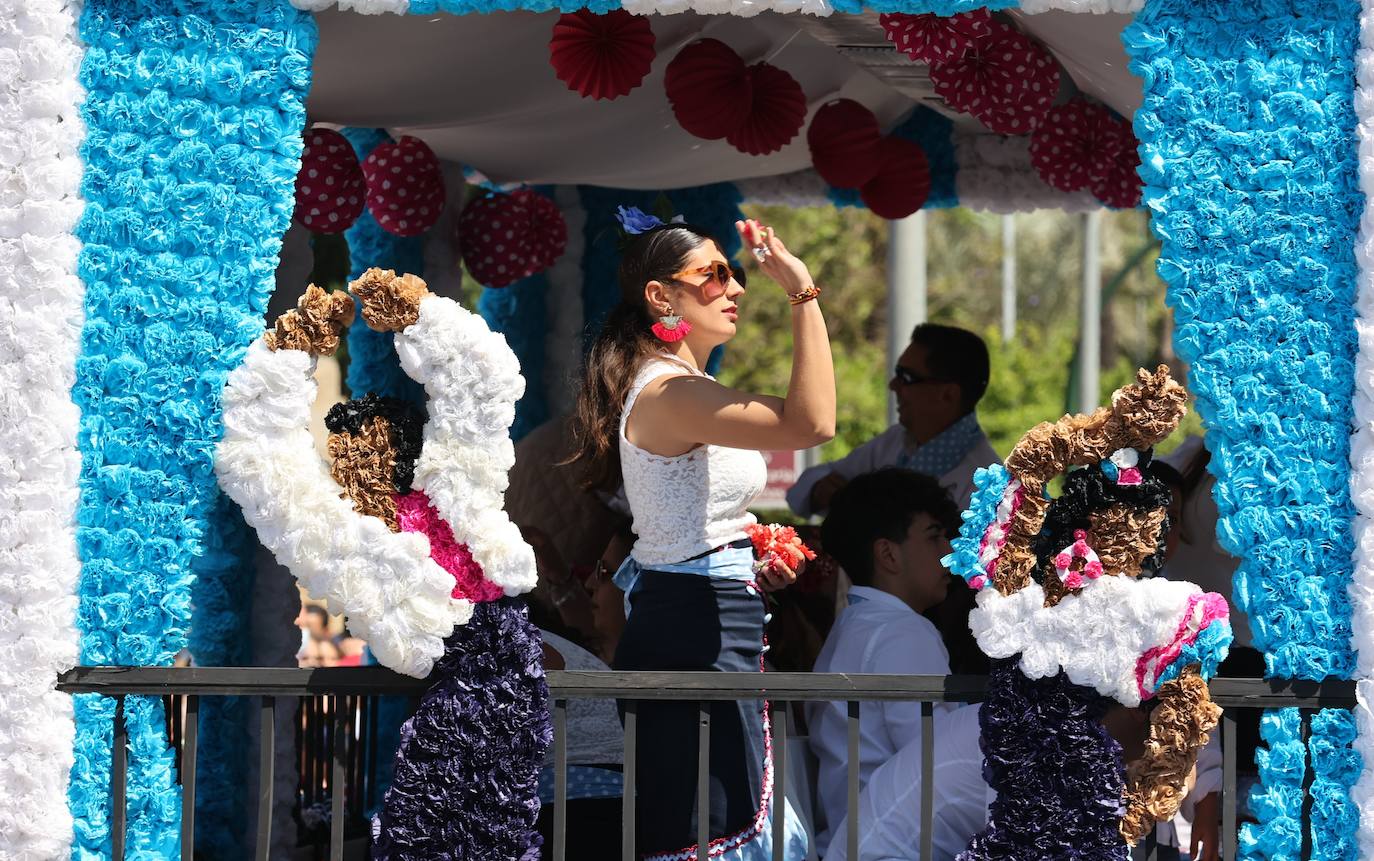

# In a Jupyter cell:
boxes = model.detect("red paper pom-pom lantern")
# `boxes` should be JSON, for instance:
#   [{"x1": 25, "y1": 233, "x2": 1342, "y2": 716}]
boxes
[
  {"x1": 930, "y1": 20, "x2": 1060, "y2": 136},
  {"x1": 725, "y1": 63, "x2": 807, "y2": 156},
  {"x1": 458, "y1": 190, "x2": 568, "y2": 288},
  {"x1": 860, "y1": 137, "x2": 931, "y2": 220},
  {"x1": 294, "y1": 128, "x2": 365, "y2": 234},
  {"x1": 879, "y1": 9, "x2": 992, "y2": 66},
  {"x1": 361, "y1": 136, "x2": 446, "y2": 237},
  {"x1": 664, "y1": 39, "x2": 751, "y2": 141},
  {"x1": 1028, "y1": 99, "x2": 1130, "y2": 193},
  {"x1": 807, "y1": 99, "x2": 882, "y2": 188},
  {"x1": 1092, "y1": 149, "x2": 1143, "y2": 209},
  {"x1": 549, "y1": 10, "x2": 656, "y2": 101}
]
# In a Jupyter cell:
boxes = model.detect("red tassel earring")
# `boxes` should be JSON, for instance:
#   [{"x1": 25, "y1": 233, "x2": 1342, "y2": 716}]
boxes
[{"x1": 651, "y1": 308, "x2": 692, "y2": 342}]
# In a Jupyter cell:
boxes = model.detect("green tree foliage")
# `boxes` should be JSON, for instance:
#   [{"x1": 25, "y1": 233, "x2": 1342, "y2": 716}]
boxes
[{"x1": 725, "y1": 203, "x2": 1200, "y2": 463}]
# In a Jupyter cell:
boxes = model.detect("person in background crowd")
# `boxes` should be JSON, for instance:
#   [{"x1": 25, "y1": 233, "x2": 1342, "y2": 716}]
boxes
[
  {"x1": 295, "y1": 603, "x2": 339, "y2": 667},
  {"x1": 524, "y1": 525, "x2": 630, "y2": 665},
  {"x1": 335, "y1": 626, "x2": 368, "y2": 667},
  {"x1": 534, "y1": 627, "x2": 625, "y2": 859},
  {"x1": 823, "y1": 703, "x2": 1157, "y2": 861},
  {"x1": 806, "y1": 468, "x2": 960, "y2": 849},
  {"x1": 786, "y1": 323, "x2": 997, "y2": 518}
]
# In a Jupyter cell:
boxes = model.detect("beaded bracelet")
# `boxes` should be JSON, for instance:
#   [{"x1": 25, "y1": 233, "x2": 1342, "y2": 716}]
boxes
[{"x1": 788, "y1": 284, "x2": 821, "y2": 306}]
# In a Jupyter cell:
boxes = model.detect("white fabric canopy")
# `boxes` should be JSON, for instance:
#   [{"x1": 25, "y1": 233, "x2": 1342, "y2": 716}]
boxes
[{"x1": 306, "y1": 8, "x2": 1141, "y2": 189}]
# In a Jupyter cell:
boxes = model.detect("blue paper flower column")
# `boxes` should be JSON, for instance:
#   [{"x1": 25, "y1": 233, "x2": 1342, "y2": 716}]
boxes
[
  {"x1": 1125, "y1": 0, "x2": 1361, "y2": 857},
  {"x1": 70, "y1": 0, "x2": 316, "y2": 854}
]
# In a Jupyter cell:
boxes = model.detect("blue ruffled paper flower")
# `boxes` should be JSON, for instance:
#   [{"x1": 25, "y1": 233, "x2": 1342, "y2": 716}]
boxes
[
  {"x1": 1124, "y1": 0, "x2": 1361, "y2": 856},
  {"x1": 943, "y1": 463, "x2": 1010, "y2": 586},
  {"x1": 70, "y1": 1, "x2": 317, "y2": 854}
]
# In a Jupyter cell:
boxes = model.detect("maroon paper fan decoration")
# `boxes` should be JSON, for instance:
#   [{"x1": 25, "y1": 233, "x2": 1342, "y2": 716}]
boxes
[
  {"x1": 1089, "y1": 118, "x2": 1142, "y2": 209},
  {"x1": 930, "y1": 20, "x2": 1060, "y2": 136},
  {"x1": 860, "y1": 137, "x2": 931, "y2": 220},
  {"x1": 549, "y1": 9, "x2": 656, "y2": 101},
  {"x1": 807, "y1": 98, "x2": 882, "y2": 188},
  {"x1": 1028, "y1": 99, "x2": 1130, "y2": 193},
  {"x1": 361, "y1": 136, "x2": 445, "y2": 237},
  {"x1": 879, "y1": 9, "x2": 992, "y2": 66},
  {"x1": 458, "y1": 190, "x2": 568, "y2": 288},
  {"x1": 294, "y1": 128, "x2": 366, "y2": 234},
  {"x1": 664, "y1": 39, "x2": 751, "y2": 141},
  {"x1": 725, "y1": 63, "x2": 807, "y2": 156}
]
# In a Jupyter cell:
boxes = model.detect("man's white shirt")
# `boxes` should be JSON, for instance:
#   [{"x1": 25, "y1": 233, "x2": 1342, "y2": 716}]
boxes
[
  {"x1": 806, "y1": 586, "x2": 953, "y2": 849},
  {"x1": 822, "y1": 704, "x2": 991, "y2": 861}
]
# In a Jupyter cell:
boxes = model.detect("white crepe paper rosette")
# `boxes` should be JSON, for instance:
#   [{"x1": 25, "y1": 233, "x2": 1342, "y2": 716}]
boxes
[
  {"x1": 395, "y1": 294, "x2": 538, "y2": 596},
  {"x1": 969, "y1": 575, "x2": 1225, "y2": 707},
  {"x1": 955, "y1": 133, "x2": 1100, "y2": 214},
  {"x1": 0, "y1": 0, "x2": 85, "y2": 855},
  {"x1": 216, "y1": 341, "x2": 474, "y2": 679}
]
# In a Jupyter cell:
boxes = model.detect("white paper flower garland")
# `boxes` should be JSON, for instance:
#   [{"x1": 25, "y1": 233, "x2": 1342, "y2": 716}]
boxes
[
  {"x1": 216, "y1": 341, "x2": 473, "y2": 679},
  {"x1": 955, "y1": 134, "x2": 1100, "y2": 213},
  {"x1": 0, "y1": 0, "x2": 85, "y2": 856},
  {"x1": 395, "y1": 295, "x2": 539, "y2": 595},
  {"x1": 217, "y1": 288, "x2": 536, "y2": 677}
]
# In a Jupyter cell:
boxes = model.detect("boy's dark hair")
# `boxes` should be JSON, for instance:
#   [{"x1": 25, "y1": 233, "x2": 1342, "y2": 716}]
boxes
[
  {"x1": 820, "y1": 468, "x2": 958, "y2": 586},
  {"x1": 910, "y1": 323, "x2": 990, "y2": 413}
]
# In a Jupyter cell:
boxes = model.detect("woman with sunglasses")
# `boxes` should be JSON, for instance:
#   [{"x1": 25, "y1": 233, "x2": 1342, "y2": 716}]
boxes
[{"x1": 568, "y1": 212, "x2": 834, "y2": 860}]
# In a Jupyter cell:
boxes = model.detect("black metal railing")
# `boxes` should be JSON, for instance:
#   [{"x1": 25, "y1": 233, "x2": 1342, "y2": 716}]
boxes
[{"x1": 56, "y1": 668, "x2": 1357, "y2": 861}]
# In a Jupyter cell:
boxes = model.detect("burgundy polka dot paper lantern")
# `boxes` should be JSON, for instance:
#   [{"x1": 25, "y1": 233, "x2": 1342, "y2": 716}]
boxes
[
  {"x1": 930, "y1": 20, "x2": 1060, "y2": 136},
  {"x1": 549, "y1": 9, "x2": 656, "y2": 101},
  {"x1": 664, "y1": 39, "x2": 752, "y2": 141},
  {"x1": 879, "y1": 9, "x2": 992, "y2": 66},
  {"x1": 725, "y1": 63, "x2": 807, "y2": 156},
  {"x1": 458, "y1": 191, "x2": 569, "y2": 288},
  {"x1": 1029, "y1": 99, "x2": 1130, "y2": 193},
  {"x1": 293, "y1": 128, "x2": 365, "y2": 234},
  {"x1": 807, "y1": 99, "x2": 883, "y2": 188},
  {"x1": 361, "y1": 135, "x2": 446, "y2": 237},
  {"x1": 860, "y1": 137, "x2": 931, "y2": 220}
]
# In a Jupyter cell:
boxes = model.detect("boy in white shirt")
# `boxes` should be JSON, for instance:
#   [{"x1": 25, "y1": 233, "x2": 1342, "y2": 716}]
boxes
[{"x1": 805, "y1": 468, "x2": 960, "y2": 849}]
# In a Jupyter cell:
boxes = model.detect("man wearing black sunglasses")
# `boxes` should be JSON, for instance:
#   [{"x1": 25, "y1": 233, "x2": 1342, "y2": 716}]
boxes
[{"x1": 786, "y1": 323, "x2": 997, "y2": 518}]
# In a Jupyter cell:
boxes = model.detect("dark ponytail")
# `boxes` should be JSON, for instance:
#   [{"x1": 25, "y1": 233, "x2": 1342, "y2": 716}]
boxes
[{"x1": 567, "y1": 223, "x2": 719, "y2": 491}]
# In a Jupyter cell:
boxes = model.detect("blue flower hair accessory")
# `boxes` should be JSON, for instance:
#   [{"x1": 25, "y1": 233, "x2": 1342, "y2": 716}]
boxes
[{"x1": 615, "y1": 204, "x2": 685, "y2": 235}]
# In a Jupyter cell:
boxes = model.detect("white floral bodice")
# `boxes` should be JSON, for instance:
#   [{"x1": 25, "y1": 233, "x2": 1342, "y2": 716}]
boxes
[{"x1": 619, "y1": 356, "x2": 766, "y2": 567}]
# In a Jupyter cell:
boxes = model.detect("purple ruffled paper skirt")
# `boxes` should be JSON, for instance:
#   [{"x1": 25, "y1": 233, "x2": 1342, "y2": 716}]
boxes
[
  {"x1": 372, "y1": 598, "x2": 552, "y2": 861},
  {"x1": 957, "y1": 658, "x2": 1128, "y2": 861}
]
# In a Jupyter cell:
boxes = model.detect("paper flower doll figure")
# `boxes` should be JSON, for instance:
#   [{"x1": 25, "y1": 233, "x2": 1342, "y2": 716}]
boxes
[
  {"x1": 946, "y1": 366, "x2": 1231, "y2": 859},
  {"x1": 216, "y1": 270, "x2": 549, "y2": 859}
]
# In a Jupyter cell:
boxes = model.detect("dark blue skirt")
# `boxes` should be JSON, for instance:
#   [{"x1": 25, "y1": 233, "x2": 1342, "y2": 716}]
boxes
[{"x1": 613, "y1": 569, "x2": 770, "y2": 859}]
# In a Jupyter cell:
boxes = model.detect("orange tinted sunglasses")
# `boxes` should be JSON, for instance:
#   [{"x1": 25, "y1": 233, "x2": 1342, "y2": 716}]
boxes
[{"x1": 671, "y1": 261, "x2": 737, "y2": 297}]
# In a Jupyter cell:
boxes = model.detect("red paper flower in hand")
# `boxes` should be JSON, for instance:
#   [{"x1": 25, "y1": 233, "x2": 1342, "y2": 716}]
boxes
[
  {"x1": 880, "y1": 9, "x2": 992, "y2": 66},
  {"x1": 361, "y1": 135, "x2": 445, "y2": 237},
  {"x1": 665, "y1": 38, "x2": 751, "y2": 141},
  {"x1": 930, "y1": 20, "x2": 1060, "y2": 136},
  {"x1": 549, "y1": 9, "x2": 656, "y2": 101},
  {"x1": 726, "y1": 62, "x2": 807, "y2": 156},
  {"x1": 294, "y1": 128, "x2": 365, "y2": 234},
  {"x1": 807, "y1": 98, "x2": 883, "y2": 188},
  {"x1": 1029, "y1": 99, "x2": 1130, "y2": 194},
  {"x1": 747, "y1": 523, "x2": 817, "y2": 576},
  {"x1": 860, "y1": 137, "x2": 931, "y2": 220}
]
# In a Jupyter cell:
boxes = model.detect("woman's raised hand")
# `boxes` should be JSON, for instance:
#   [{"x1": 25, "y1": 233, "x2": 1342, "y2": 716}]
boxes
[{"x1": 736, "y1": 219, "x2": 812, "y2": 298}]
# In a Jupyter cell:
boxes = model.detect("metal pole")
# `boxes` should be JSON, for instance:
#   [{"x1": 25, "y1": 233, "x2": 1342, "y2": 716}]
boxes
[
  {"x1": 1078, "y1": 210, "x2": 1103, "y2": 413},
  {"x1": 887, "y1": 211, "x2": 927, "y2": 426},
  {"x1": 1001, "y1": 214, "x2": 1016, "y2": 342}
]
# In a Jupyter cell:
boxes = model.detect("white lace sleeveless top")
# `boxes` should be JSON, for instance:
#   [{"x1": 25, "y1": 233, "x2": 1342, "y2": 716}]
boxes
[{"x1": 619, "y1": 356, "x2": 766, "y2": 567}]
